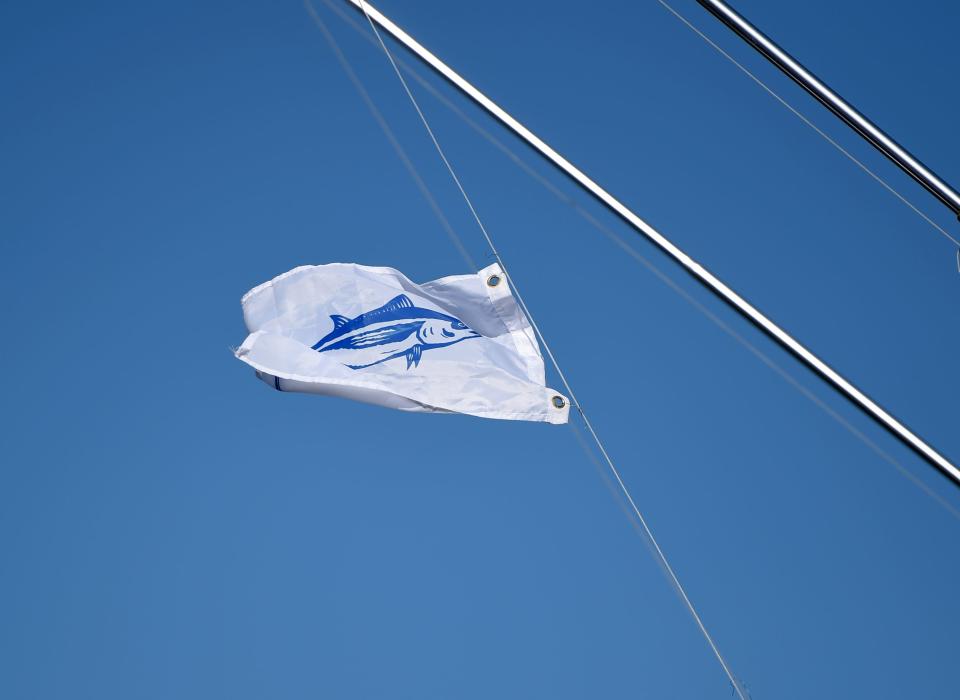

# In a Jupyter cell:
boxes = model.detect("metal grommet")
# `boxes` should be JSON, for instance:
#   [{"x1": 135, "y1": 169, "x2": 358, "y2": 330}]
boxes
[
  {"x1": 486, "y1": 274, "x2": 501, "y2": 287},
  {"x1": 551, "y1": 395, "x2": 566, "y2": 409}
]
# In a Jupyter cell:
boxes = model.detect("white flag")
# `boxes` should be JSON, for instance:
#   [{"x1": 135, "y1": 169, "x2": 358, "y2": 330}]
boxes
[{"x1": 235, "y1": 262, "x2": 569, "y2": 424}]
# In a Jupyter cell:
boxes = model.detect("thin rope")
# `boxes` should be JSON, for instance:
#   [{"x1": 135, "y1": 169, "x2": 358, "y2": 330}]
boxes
[
  {"x1": 303, "y1": 0, "x2": 477, "y2": 270},
  {"x1": 655, "y1": 0, "x2": 960, "y2": 252},
  {"x1": 353, "y1": 2, "x2": 749, "y2": 696},
  {"x1": 310, "y1": 0, "x2": 960, "y2": 522}
]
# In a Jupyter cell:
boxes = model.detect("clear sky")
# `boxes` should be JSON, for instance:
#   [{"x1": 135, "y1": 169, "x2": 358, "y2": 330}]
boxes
[{"x1": 3, "y1": 0, "x2": 959, "y2": 697}]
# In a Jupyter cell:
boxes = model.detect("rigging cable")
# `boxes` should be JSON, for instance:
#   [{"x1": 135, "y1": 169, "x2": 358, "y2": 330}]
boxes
[
  {"x1": 334, "y1": 1, "x2": 752, "y2": 696},
  {"x1": 655, "y1": 0, "x2": 960, "y2": 253},
  {"x1": 304, "y1": 0, "x2": 476, "y2": 270},
  {"x1": 308, "y1": 0, "x2": 960, "y2": 522}
]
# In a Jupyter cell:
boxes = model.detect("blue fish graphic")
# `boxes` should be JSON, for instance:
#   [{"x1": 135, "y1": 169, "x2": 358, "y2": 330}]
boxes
[{"x1": 311, "y1": 294, "x2": 479, "y2": 370}]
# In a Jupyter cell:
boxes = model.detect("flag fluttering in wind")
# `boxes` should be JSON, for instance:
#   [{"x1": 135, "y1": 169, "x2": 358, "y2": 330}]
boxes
[{"x1": 235, "y1": 262, "x2": 569, "y2": 424}]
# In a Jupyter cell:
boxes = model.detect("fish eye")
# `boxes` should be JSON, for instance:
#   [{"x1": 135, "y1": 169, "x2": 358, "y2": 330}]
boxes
[{"x1": 452, "y1": 321, "x2": 466, "y2": 330}]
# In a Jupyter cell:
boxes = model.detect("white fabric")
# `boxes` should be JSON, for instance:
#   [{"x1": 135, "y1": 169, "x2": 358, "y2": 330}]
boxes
[{"x1": 235, "y1": 262, "x2": 569, "y2": 424}]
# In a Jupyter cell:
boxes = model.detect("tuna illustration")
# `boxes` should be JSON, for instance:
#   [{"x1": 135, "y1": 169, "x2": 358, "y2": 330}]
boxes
[{"x1": 311, "y1": 294, "x2": 479, "y2": 370}]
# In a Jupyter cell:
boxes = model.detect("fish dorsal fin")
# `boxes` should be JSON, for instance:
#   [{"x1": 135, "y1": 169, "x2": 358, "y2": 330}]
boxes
[
  {"x1": 378, "y1": 294, "x2": 415, "y2": 313},
  {"x1": 330, "y1": 314, "x2": 351, "y2": 329}
]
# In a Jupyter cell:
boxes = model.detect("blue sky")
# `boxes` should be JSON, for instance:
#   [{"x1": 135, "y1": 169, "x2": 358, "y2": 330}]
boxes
[{"x1": 2, "y1": 0, "x2": 959, "y2": 697}]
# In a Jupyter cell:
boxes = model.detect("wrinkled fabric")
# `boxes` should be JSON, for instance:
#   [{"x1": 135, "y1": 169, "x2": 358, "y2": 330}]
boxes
[{"x1": 235, "y1": 262, "x2": 569, "y2": 424}]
